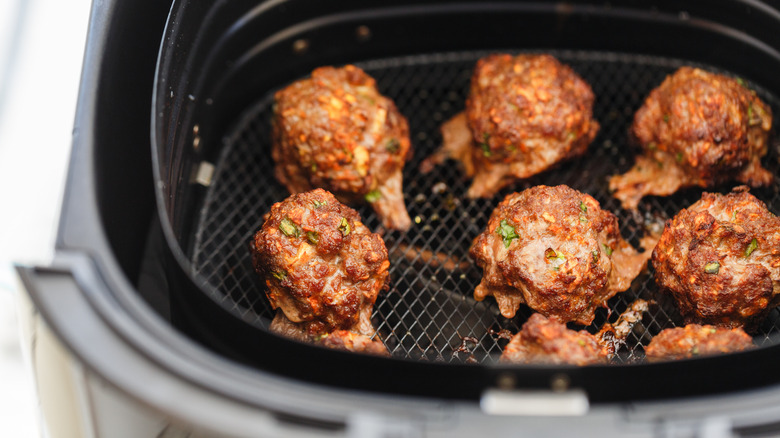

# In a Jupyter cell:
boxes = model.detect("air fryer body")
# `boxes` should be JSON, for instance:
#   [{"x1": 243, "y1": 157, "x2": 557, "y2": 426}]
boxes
[{"x1": 17, "y1": 0, "x2": 780, "y2": 436}]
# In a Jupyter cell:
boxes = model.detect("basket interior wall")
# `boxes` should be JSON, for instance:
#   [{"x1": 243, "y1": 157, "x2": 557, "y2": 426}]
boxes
[{"x1": 188, "y1": 50, "x2": 780, "y2": 365}]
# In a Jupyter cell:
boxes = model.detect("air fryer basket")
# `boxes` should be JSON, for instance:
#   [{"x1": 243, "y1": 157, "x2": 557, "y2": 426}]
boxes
[
  {"x1": 153, "y1": 0, "x2": 780, "y2": 401},
  {"x1": 192, "y1": 50, "x2": 780, "y2": 364}
]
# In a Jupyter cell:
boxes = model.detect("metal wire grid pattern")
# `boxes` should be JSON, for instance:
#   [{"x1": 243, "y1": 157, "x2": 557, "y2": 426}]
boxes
[{"x1": 190, "y1": 51, "x2": 780, "y2": 364}]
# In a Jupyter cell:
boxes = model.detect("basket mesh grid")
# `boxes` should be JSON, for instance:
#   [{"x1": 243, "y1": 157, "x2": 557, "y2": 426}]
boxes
[{"x1": 190, "y1": 51, "x2": 780, "y2": 364}]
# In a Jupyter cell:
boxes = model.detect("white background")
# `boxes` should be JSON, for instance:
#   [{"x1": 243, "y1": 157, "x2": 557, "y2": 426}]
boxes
[{"x1": 0, "y1": 0, "x2": 93, "y2": 435}]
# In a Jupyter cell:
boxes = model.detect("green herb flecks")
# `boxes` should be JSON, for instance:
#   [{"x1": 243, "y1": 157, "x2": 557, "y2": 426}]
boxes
[
  {"x1": 663, "y1": 114, "x2": 670, "y2": 123},
  {"x1": 306, "y1": 230, "x2": 320, "y2": 245},
  {"x1": 312, "y1": 200, "x2": 327, "y2": 208},
  {"x1": 545, "y1": 248, "x2": 567, "y2": 271},
  {"x1": 744, "y1": 238, "x2": 758, "y2": 258},
  {"x1": 601, "y1": 243, "x2": 613, "y2": 257},
  {"x1": 271, "y1": 270, "x2": 287, "y2": 281},
  {"x1": 647, "y1": 142, "x2": 657, "y2": 151},
  {"x1": 704, "y1": 261, "x2": 720, "y2": 274},
  {"x1": 479, "y1": 132, "x2": 492, "y2": 157},
  {"x1": 676, "y1": 152, "x2": 684, "y2": 163},
  {"x1": 365, "y1": 189, "x2": 382, "y2": 203},
  {"x1": 579, "y1": 201, "x2": 588, "y2": 213},
  {"x1": 736, "y1": 77, "x2": 747, "y2": 87},
  {"x1": 338, "y1": 218, "x2": 351, "y2": 237},
  {"x1": 748, "y1": 105, "x2": 763, "y2": 126},
  {"x1": 497, "y1": 219, "x2": 519, "y2": 248},
  {"x1": 592, "y1": 249, "x2": 600, "y2": 263},
  {"x1": 385, "y1": 138, "x2": 400, "y2": 153},
  {"x1": 279, "y1": 218, "x2": 300, "y2": 238}
]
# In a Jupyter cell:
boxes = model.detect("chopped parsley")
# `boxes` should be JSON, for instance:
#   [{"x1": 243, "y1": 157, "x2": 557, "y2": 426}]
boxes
[
  {"x1": 479, "y1": 132, "x2": 492, "y2": 157},
  {"x1": 704, "y1": 261, "x2": 720, "y2": 274},
  {"x1": 579, "y1": 201, "x2": 588, "y2": 213},
  {"x1": 312, "y1": 200, "x2": 327, "y2": 208},
  {"x1": 338, "y1": 218, "x2": 351, "y2": 236},
  {"x1": 365, "y1": 189, "x2": 382, "y2": 203},
  {"x1": 601, "y1": 243, "x2": 613, "y2": 257},
  {"x1": 279, "y1": 218, "x2": 299, "y2": 238},
  {"x1": 744, "y1": 238, "x2": 758, "y2": 258},
  {"x1": 676, "y1": 152, "x2": 684, "y2": 163},
  {"x1": 306, "y1": 230, "x2": 319, "y2": 245},
  {"x1": 592, "y1": 249, "x2": 600, "y2": 263},
  {"x1": 385, "y1": 138, "x2": 400, "y2": 153},
  {"x1": 545, "y1": 248, "x2": 566, "y2": 271},
  {"x1": 736, "y1": 77, "x2": 746, "y2": 87},
  {"x1": 271, "y1": 270, "x2": 287, "y2": 281},
  {"x1": 497, "y1": 219, "x2": 519, "y2": 248},
  {"x1": 663, "y1": 114, "x2": 670, "y2": 123}
]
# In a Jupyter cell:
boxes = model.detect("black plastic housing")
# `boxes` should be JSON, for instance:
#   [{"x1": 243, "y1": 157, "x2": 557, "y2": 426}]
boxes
[
  {"x1": 21, "y1": 1, "x2": 780, "y2": 423},
  {"x1": 151, "y1": 0, "x2": 780, "y2": 402}
]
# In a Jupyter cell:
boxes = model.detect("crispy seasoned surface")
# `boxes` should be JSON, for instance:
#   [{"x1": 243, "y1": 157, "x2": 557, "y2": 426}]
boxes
[
  {"x1": 652, "y1": 188, "x2": 780, "y2": 330},
  {"x1": 611, "y1": 67, "x2": 773, "y2": 209},
  {"x1": 500, "y1": 313, "x2": 608, "y2": 365},
  {"x1": 470, "y1": 185, "x2": 653, "y2": 324},
  {"x1": 272, "y1": 65, "x2": 412, "y2": 230},
  {"x1": 501, "y1": 300, "x2": 649, "y2": 365},
  {"x1": 422, "y1": 54, "x2": 599, "y2": 198},
  {"x1": 645, "y1": 324, "x2": 754, "y2": 362},
  {"x1": 317, "y1": 330, "x2": 389, "y2": 356},
  {"x1": 250, "y1": 189, "x2": 390, "y2": 346}
]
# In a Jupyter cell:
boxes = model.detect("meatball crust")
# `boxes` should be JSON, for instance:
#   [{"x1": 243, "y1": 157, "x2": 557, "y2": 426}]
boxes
[
  {"x1": 317, "y1": 330, "x2": 389, "y2": 356},
  {"x1": 500, "y1": 313, "x2": 608, "y2": 365},
  {"x1": 645, "y1": 325, "x2": 754, "y2": 362},
  {"x1": 272, "y1": 65, "x2": 412, "y2": 230},
  {"x1": 611, "y1": 67, "x2": 773, "y2": 209},
  {"x1": 250, "y1": 189, "x2": 390, "y2": 338},
  {"x1": 422, "y1": 54, "x2": 599, "y2": 198},
  {"x1": 470, "y1": 185, "x2": 651, "y2": 324},
  {"x1": 651, "y1": 188, "x2": 780, "y2": 330}
]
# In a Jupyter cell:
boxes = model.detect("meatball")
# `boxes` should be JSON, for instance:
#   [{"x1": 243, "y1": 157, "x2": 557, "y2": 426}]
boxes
[
  {"x1": 250, "y1": 189, "x2": 390, "y2": 349},
  {"x1": 470, "y1": 185, "x2": 653, "y2": 324},
  {"x1": 651, "y1": 187, "x2": 780, "y2": 330},
  {"x1": 645, "y1": 325, "x2": 754, "y2": 362},
  {"x1": 500, "y1": 299, "x2": 649, "y2": 365},
  {"x1": 272, "y1": 65, "x2": 412, "y2": 230},
  {"x1": 610, "y1": 67, "x2": 773, "y2": 209},
  {"x1": 421, "y1": 54, "x2": 599, "y2": 198},
  {"x1": 500, "y1": 313, "x2": 608, "y2": 365}
]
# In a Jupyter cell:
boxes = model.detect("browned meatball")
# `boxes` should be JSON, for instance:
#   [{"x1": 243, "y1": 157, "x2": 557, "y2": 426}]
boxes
[
  {"x1": 651, "y1": 187, "x2": 780, "y2": 330},
  {"x1": 272, "y1": 65, "x2": 412, "y2": 230},
  {"x1": 250, "y1": 189, "x2": 390, "y2": 348},
  {"x1": 421, "y1": 54, "x2": 599, "y2": 198},
  {"x1": 645, "y1": 325, "x2": 754, "y2": 362},
  {"x1": 610, "y1": 67, "x2": 773, "y2": 209},
  {"x1": 500, "y1": 313, "x2": 608, "y2": 365},
  {"x1": 500, "y1": 299, "x2": 649, "y2": 365},
  {"x1": 470, "y1": 185, "x2": 653, "y2": 324}
]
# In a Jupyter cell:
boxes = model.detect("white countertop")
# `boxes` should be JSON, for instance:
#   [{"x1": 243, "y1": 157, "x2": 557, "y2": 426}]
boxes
[{"x1": 0, "y1": 0, "x2": 92, "y2": 435}]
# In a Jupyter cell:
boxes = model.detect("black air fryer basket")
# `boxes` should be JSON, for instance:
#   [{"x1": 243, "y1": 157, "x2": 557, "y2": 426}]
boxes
[
  {"x1": 153, "y1": 0, "x2": 780, "y2": 401},
  {"x1": 20, "y1": 0, "x2": 780, "y2": 434}
]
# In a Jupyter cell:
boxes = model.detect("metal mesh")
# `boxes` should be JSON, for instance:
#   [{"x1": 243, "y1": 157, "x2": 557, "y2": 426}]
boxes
[{"x1": 190, "y1": 50, "x2": 780, "y2": 364}]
